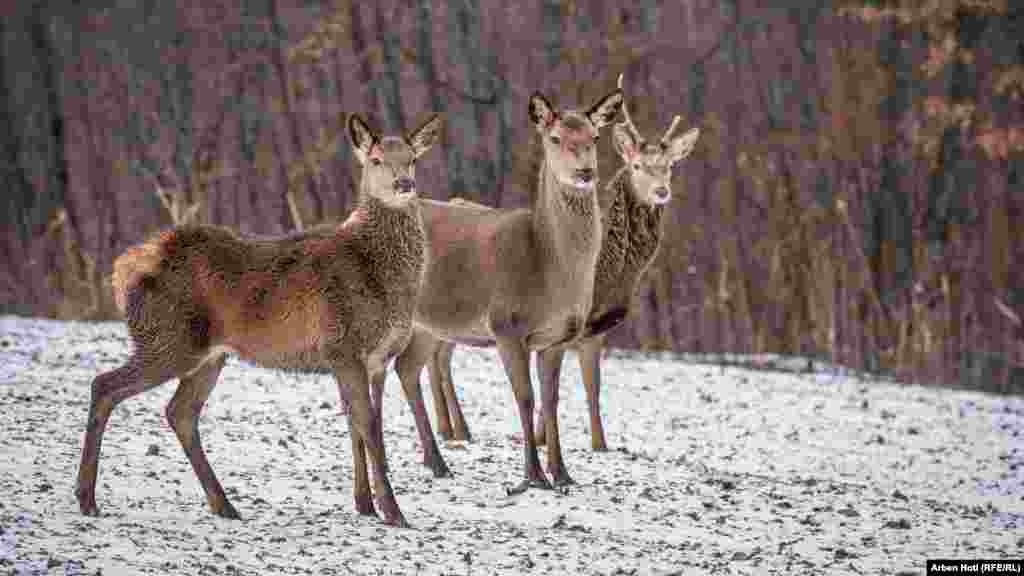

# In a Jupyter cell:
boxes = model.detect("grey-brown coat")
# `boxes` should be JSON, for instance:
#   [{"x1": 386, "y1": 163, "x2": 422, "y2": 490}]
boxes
[
  {"x1": 391, "y1": 87, "x2": 623, "y2": 492},
  {"x1": 425, "y1": 89, "x2": 701, "y2": 459}
]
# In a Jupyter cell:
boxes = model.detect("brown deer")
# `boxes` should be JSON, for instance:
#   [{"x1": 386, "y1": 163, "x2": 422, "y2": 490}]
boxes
[
  {"x1": 424, "y1": 74, "x2": 700, "y2": 457},
  {"x1": 74, "y1": 113, "x2": 442, "y2": 528},
  {"x1": 390, "y1": 87, "x2": 623, "y2": 492}
]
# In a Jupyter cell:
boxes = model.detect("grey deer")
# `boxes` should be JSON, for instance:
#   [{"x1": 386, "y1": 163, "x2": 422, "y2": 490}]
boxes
[
  {"x1": 388, "y1": 86, "x2": 623, "y2": 492},
  {"x1": 425, "y1": 73, "x2": 700, "y2": 462}
]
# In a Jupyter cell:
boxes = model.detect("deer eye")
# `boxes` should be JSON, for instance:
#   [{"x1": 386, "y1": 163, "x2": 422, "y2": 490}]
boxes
[
  {"x1": 549, "y1": 135, "x2": 561, "y2": 145},
  {"x1": 371, "y1": 158, "x2": 382, "y2": 166}
]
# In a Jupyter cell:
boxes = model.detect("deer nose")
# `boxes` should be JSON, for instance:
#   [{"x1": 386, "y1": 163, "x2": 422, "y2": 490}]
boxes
[
  {"x1": 395, "y1": 177, "x2": 415, "y2": 194},
  {"x1": 654, "y1": 187, "x2": 669, "y2": 200},
  {"x1": 576, "y1": 168, "x2": 595, "y2": 183}
]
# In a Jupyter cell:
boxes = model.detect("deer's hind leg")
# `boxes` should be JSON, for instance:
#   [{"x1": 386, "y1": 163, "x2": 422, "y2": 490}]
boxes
[
  {"x1": 435, "y1": 342, "x2": 472, "y2": 442},
  {"x1": 578, "y1": 336, "x2": 608, "y2": 452},
  {"x1": 164, "y1": 354, "x2": 239, "y2": 519},
  {"x1": 426, "y1": 342, "x2": 454, "y2": 441},
  {"x1": 76, "y1": 348, "x2": 201, "y2": 516},
  {"x1": 76, "y1": 294, "x2": 218, "y2": 517}
]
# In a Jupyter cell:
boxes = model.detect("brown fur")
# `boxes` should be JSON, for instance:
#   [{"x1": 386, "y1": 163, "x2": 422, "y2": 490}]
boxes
[
  {"x1": 424, "y1": 117, "x2": 702, "y2": 455},
  {"x1": 75, "y1": 113, "x2": 442, "y2": 528},
  {"x1": 391, "y1": 88, "x2": 623, "y2": 490},
  {"x1": 111, "y1": 230, "x2": 172, "y2": 313}
]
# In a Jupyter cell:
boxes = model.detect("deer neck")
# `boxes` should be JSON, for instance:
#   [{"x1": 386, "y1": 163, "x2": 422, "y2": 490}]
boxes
[
  {"x1": 592, "y1": 175, "x2": 631, "y2": 293},
  {"x1": 534, "y1": 162, "x2": 601, "y2": 267},
  {"x1": 589, "y1": 173, "x2": 665, "y2": 317},
  {"x1": 348, "y1": 194, "x2": 426, "y2": 285},
  {"x1": 620, "y1": 176, "x2": 664, "y2": 267}
]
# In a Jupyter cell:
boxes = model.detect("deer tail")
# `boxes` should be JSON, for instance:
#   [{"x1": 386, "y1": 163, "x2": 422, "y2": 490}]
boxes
[{"x1": 111, "y1": 231, "x2": 172, "y2": 314}]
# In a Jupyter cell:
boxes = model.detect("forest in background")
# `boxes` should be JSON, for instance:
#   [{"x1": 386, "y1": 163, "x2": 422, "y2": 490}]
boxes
[{"x1": 1, "y1": 1, "x2": 1021, "y2": 393}]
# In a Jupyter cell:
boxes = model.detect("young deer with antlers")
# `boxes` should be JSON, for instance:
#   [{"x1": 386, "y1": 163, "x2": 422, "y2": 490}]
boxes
[
  {"x1": 75, "y1": 113, "x2": 442, "y2": 528},
  {"x1": 389, "y1": 87, "x2": 623, "y2": 492},
  {"x1": 425, "y1": 75, "x2": 700, "y2": 459}
]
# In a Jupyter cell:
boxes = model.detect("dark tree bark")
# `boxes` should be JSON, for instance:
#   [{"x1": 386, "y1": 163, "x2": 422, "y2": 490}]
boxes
[{"x1": 0, "y1": 0, "x2": 1019, "y2": 393}]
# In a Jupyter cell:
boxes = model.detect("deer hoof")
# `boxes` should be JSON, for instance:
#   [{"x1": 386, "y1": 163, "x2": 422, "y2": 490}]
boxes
[
  {"x1": 428, "y1": 458, "x2": 453, "y2": 479},
  {"x1": 506, "y1": 476, "x2": 552, "y2": 496},
  {"x1": 383, "y1": 512, "x2": 412, "y2": 529},
  {"x1": 354, "y1": 494, "x2": 376, "y2": 516},
  {"x1": 551, "y1": 471, "x2": 576, "y2": 490},
  {"x1": 213, "y1": 499, "x2": 242, "y2": 520},
  {"x1": 377, "y1": 499, "x2": 410, "y2": 528},
  {"x1": 79, "y1": 500, "x2": 100, "y2": 517},
  {"x1": 76, "y1": 487, "x2": 100, "y2": 516}
]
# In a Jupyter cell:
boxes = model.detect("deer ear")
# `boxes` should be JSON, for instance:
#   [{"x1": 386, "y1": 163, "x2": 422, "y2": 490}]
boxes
[
  {"x1": 612, "y1": 123, "x2": 639, "y2": 163},
  {"x1": 666, "y1": 127, "x2": 700, "y2": 164},
  {"x1": 529, "y1": 92, "x2": 557, "y2": 132},
  {"x1": 586, "y1": 89, "x2": 623, "y2": 129},
  {"x1": 407, "y1": 114, "x2": 442, "y2": 159},
  {"x1": 348, "y1": 114, "x2": 378, "y2": 164}
]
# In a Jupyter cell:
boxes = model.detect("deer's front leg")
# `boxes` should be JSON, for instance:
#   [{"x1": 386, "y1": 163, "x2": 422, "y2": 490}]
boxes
[
  {"x1": 334, "y1": 357, "x2": 409, "y2": 528},
  {"x1": 533, "y1": 347, "x2": 565, "y2": 446},
  {"x1": 333, "y1": 361, "x2": 376, "y2": 518},
  {"x1": 537, "y1": 346, "x2": 574, "y2": 487},
  {"x1": 395, "y1": 332, "x2": 452, "y2": 478},
  {"x1": 495, "y1": 335, "x2": 551, "y2": 495}
]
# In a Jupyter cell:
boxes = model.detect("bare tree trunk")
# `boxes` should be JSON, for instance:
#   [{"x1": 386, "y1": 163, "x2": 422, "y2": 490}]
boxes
[{"x1": 269, "y1": 0, "x2": 320, "y2": 229}]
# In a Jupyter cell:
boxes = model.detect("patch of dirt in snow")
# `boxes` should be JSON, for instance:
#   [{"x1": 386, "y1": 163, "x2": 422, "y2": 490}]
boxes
[{"x1": 1, "y1": 315, "x2": 1021, "y2": 575}]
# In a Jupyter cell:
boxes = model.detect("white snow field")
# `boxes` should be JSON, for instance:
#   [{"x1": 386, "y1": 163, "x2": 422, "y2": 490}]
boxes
[{"x1": 0, "y1": 315, "x2": 1021, "y2": 575}]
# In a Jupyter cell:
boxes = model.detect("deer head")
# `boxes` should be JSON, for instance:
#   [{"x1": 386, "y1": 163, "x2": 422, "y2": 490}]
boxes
[
  {"x1": 529, "y1": 87, "x2": 623, "y2": 192},
  {"x1": 349, "y1": 113, "x2": 442, "y2": 205},
  {"x1": 612, "y1": 74, "x2": 700, "y2": 205}
]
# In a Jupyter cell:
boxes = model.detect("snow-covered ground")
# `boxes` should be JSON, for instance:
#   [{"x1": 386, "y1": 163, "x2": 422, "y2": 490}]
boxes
[{"x1": 0, "y1": 315, "x2": 1021, "y2": 575}]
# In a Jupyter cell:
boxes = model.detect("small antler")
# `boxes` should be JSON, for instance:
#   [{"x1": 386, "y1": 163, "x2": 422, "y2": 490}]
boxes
[
  {"x1": 660, "y1": 115, "x2": 684, "y2": 148},
  {"x1": 617, "y1": 73, "x2": 644, "y2": 143}
]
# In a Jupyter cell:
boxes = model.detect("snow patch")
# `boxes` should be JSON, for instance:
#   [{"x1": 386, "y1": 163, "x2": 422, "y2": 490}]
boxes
[{"x1": 0, "y1": 315, "x2": 1021, "y2": 575}]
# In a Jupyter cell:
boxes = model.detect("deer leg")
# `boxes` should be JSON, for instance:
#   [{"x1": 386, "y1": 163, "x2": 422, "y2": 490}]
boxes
[
  {"x1": 335, "y1": 359, "x2": 408, "y2": 527},
  {"x1": 537, "y1": 347, "x2": 573, "y2": 487},
  {"x1": 495, "y1": 336, "x2": 550, "y2": 494},
  {"x1": 336, "y1": 372, "x2": 374, "y2": 516},
  {"x1": 348, "y1": 415, "x2": 375, "y2": 516},
  {"x1": 579, "y1": 336, "x2": 608, "y2": 452},
  {"x1": 396, "y1": 333, "x2": 451, "y2": 478},
  {"x1": 370, "y1": 369, "x2": 386, "y2": 451},
  {"x1": 164, "y1": 355, "x2": 239, "y2": 519},
  {"x1": 76, "y1": 355, "x2": 179, "y2": 516},
  {"x1": 532, "y1": 349, "x2": 556, "y2": 447},
  {"x1": 533, "y1": 407, "x2": 547, "y2": 446},
  {"x1": 437, "y1": 342, "x2": 472, "y2": 442},
  {"x1": 426, "y1": 342, "x2": 454, "y2": 441}
]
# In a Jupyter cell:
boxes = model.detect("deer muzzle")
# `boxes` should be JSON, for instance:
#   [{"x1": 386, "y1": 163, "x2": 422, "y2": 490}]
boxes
[
  {"x1": 575, "y1": 168, "x2": 595, "y2": 185},
  {"x1": 394, "y1": 177, "x2": 415, "y2": 195}
]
